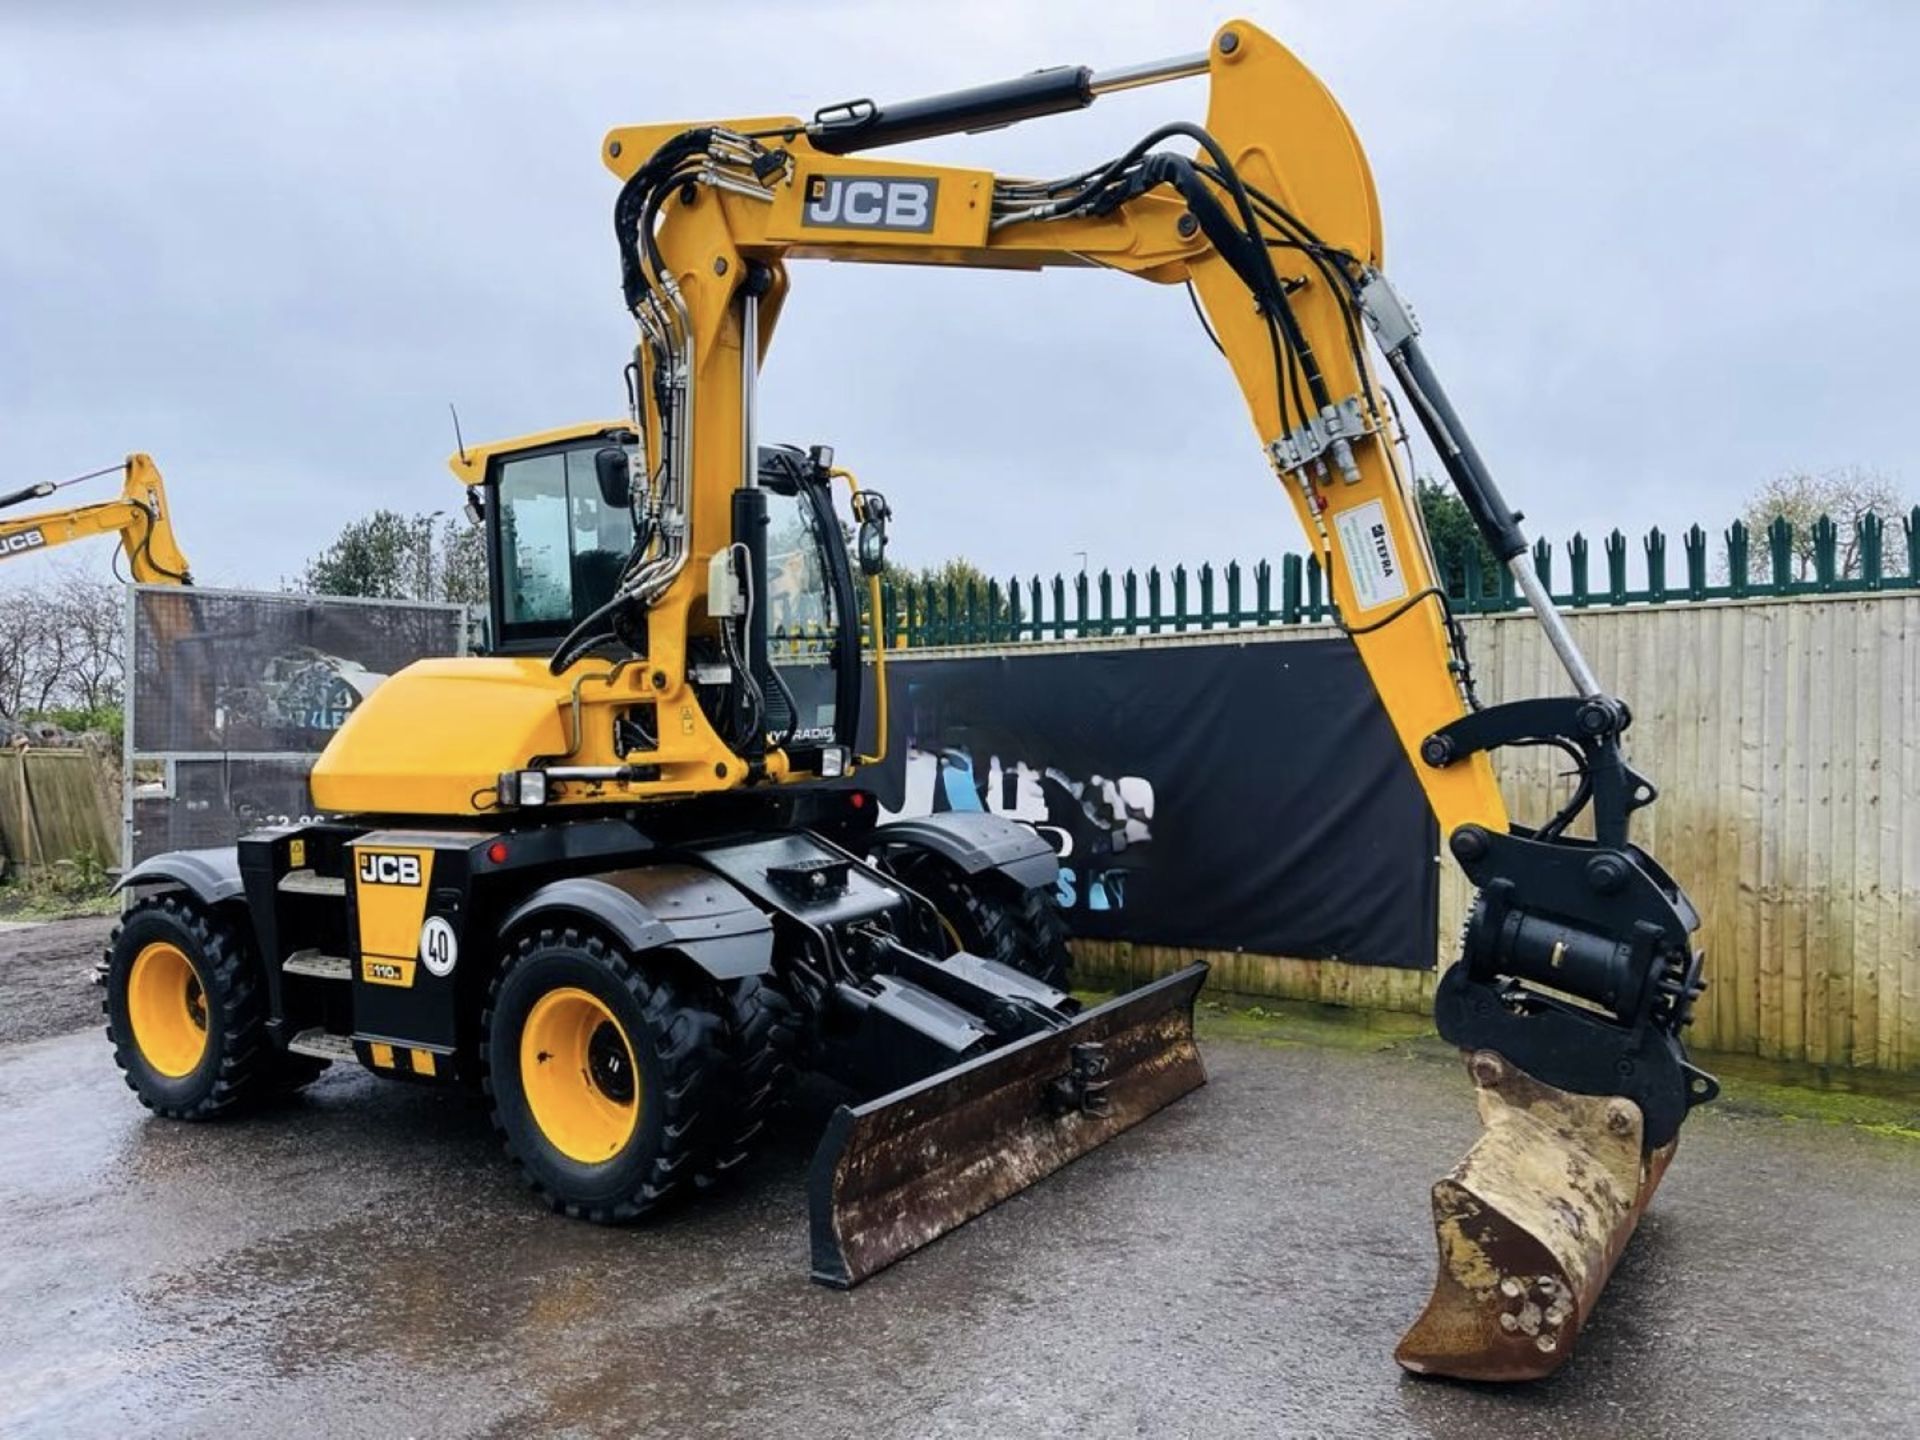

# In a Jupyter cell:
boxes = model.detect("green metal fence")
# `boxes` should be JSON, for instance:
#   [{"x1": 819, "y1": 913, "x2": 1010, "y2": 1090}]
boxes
[{"x1": 865, "y1": 507, "x2": 1920, "y2": 649}]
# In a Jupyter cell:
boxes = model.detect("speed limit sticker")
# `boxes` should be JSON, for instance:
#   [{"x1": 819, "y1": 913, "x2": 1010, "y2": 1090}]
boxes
[{"x1": 419, "y1": 916, "x2": 459, "y2": 977}]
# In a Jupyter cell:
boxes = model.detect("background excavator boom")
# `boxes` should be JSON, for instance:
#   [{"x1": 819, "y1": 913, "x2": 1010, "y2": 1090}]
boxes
[{"x1": 0, "y1": 454, "x2": 193, "y2": 585}]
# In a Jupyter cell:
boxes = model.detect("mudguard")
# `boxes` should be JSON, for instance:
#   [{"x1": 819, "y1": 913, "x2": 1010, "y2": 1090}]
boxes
[
  {"x1": 501, "y1": 865, "x2": 774, "y2": 981},
  {"x1": 114, "y1": 847, "x2": 245, "y2": 906},
  {"x1": 869, "y1": 812, "x2": 1058, "y2": 893}
]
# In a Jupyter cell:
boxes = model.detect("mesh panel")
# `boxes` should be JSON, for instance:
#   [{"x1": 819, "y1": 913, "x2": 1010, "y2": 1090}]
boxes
[
  {"x1": 131, "y1": 757, "x2": 319, "y2": 862},
  {"x1": 128, "y1": 588, "x2": 464, "y2": 862}
]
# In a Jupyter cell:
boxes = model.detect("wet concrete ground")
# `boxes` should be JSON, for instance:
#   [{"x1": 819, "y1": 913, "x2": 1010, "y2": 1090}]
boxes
[{"x1": 3, "y1": 917, "x2": 1917, "y2": 1438}]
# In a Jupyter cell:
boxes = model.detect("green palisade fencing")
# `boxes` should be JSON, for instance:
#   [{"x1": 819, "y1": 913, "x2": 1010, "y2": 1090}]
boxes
[{"x1": 860, "y1": 506, "x2": 1920, "y2": 649}]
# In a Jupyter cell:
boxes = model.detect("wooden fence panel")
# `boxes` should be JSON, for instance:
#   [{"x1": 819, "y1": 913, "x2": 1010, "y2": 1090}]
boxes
[
  {"x1": 0, "y1": 748, "x2": 118, "y2": 875},
  {"x1": 1419, "y1": 594, "x2": 1920, "y2": 1071}
]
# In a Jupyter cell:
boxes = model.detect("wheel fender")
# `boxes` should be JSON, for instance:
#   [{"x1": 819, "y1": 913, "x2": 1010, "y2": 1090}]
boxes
[
  {"x1": 114, "y1": 847, "x2": 245, "y2": 906},
  {"x1": 500, "y1": 865, "x2": 774, "y2": 982},
  {"x1": 869, "y1": 812, "x2": 1059, "y2": 893}
]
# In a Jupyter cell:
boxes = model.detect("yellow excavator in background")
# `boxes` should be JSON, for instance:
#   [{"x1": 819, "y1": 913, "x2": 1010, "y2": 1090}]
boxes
[
  {"x1": 102, "y1": 19, "x2": 1714, "y2": 1383},
  {"x1": 0, "y1": 455, "x2": 193, "y2": 584}
]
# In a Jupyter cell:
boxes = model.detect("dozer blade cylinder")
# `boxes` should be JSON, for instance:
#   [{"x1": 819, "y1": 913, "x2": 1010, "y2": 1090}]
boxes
[
  {"x1": 1395, "y1": 1050, "x2": 1675, "y2": 1382},
  {"x1": 808, "y1": 962, "x2": 1208, "y2": 1289}
]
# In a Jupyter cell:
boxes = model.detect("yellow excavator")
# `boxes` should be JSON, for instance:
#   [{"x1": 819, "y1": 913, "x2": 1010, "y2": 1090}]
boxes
[
  {"x1": 102, "y1": 20, "x2": 1714, "y2": 1382},
  {"x1": 0, "y1": 454, "x2": 193, "y2": 584}
]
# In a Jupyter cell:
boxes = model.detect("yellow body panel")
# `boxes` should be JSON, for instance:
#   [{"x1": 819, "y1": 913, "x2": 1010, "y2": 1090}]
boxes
[
  {"x1": 350, "y1": 842, "x2": 434, "y2": 970},
  {"x1": 309, "y1": 653, "x2": 773, "y2": 815}
]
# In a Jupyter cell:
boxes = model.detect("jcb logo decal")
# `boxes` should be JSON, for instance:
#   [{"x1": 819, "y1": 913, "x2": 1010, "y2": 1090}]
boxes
[
  {"x1": 0, "y1": 529, "x2": 46, "y2": 558},
  {"x1": 802, "y1": 175, "x2": 938, "y2": 232},
  {"x1": 358, "y1": 852, "x2": 422, "y2": 886}
]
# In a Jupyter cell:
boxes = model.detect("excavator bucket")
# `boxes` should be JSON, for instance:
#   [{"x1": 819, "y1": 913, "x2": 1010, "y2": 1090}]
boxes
[
  {"x1": 808, "y1": 962, "x2": 1208, "y2": 1288},
  {"x1": 1395, "y1": 1050, "x2": 1675, "y2": 1382}
]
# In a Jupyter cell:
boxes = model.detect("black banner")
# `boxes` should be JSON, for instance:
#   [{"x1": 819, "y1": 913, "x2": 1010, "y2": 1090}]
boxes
[{"x1": 862, "y1": 639, "x2": 1437, "y2": 970}]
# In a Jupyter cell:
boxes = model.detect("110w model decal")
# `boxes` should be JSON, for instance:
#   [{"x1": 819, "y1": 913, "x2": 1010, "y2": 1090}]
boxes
[{"x1": 802, "y1": 175, "x2": 939, "y2": 232}]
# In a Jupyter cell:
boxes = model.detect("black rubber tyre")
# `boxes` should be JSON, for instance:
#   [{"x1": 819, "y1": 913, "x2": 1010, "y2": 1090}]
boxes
[
  {"x1": 879, "y1": 849, "x2": 1073, "y2": 989},
  {"x1": 103, "y1": 894, "x2": 269, "y2": 1120},
  {"x1": 695, "y1": 975, "x2": 800, "y2": 1187},
  {"x1": 481, "y1": 927, "x2": 728, "y2": 1223}
]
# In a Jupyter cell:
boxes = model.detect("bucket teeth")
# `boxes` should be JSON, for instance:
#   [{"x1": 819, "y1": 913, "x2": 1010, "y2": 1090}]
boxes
[
  {"x1": 808, "y1": 963, "x2": 1208, "y2": 1289},
  {"x1": 1395, "y1": 1050, "x2": 1675, "y2": 1383}
]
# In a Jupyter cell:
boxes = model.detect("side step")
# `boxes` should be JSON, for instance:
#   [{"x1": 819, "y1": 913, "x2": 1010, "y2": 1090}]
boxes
[
  {"x1": 287, "y1": 1028, "x2": 358, "y2": 1063},
  {"x1": 282, "y1": 949, "x2": 352, "y2": 981},
  {"x1": 279, "y1": 869, "x2": 347, "y2": 897},
  {"x1": 808, "y1": 962, "x2": 1208, "y2": 1289}
]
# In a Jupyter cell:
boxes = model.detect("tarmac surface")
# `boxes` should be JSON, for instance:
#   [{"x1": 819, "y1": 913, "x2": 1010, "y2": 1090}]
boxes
[{"x1": 3, "y1": 915, "x2": 1917, "y2": 1439}]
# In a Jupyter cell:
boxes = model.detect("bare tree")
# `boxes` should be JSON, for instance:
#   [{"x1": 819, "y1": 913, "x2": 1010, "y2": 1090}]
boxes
[
  {"x1": 50, "y1": 570, "x2": 123, "y2": 711},
  {"x1": 0, "y1": 587, "x2": 69, "y2": 720},
  {"x1": 0, "y1": 569, "x2": 125, "y2": 730},
  {"x1": 1739, "y1": 466, "x2": 1909, "y2": 580}
]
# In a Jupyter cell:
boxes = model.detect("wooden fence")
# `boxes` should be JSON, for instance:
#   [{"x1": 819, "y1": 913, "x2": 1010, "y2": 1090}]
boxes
[
  {"x1": 0, "y1": 747, "x2": 119, "y2": 876},
  {"x1": 907, "y1": 591, "x2": 1920, "y2": 1076}
]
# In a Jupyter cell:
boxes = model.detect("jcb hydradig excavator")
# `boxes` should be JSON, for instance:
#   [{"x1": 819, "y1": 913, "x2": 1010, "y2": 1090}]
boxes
[{"x1": 105, "y1": 20, "x2": 1715, "y2": 1381}]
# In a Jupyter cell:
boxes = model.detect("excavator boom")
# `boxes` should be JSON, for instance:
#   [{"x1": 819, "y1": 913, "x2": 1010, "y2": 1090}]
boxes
[
  {"x1": 0, "y1": 454, "x2": 193, "y2": 585},
  {"x1": 589, "y1": 18, "x2": 1713, "y2": 1380}
]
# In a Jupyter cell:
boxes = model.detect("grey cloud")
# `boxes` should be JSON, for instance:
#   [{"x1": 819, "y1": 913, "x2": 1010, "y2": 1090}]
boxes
[{"x1": 2, "y1": 0, "x2": 1913, "y2": 590}]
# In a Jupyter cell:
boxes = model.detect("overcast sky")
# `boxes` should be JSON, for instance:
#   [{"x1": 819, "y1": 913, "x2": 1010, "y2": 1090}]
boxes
[{"x1": 3, "y1": 1, "x2": 1915, "y2": 591}]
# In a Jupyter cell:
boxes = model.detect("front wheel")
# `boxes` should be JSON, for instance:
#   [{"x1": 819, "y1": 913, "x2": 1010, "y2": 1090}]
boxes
[
  {"x1": 103, "y1": 895, "x2": 269, "y2": 1119},
  {"x1": 481, "y1": 928, "x2": 729, "y2": 1223}
]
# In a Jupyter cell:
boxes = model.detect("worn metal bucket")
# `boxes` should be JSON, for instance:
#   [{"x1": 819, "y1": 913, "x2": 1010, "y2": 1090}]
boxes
[
  {"x1": 1395, "y1": 1049, "x2": 1675, "y2": 1382},
  {"x1": 808, "y1": 962, "x2": 1208, "y2": 1289}
]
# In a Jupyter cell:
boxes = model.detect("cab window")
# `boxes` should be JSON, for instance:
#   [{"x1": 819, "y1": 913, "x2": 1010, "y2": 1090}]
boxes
[{"x1": 491, "y1": 441, "x2": 630, "y2": 648}]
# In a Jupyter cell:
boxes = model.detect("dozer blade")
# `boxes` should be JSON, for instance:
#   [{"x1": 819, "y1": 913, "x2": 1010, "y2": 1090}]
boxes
[
  {"x1": 1395, "y1": 1049, "x2": 1675, "y2": 1382},
  {"x1": 808, "y1": 962, "x2": 1208, "y2": 1289}
]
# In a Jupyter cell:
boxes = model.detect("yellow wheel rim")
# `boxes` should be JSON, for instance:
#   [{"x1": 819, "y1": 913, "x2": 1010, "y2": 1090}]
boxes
[
  {"x1": 127, "y1": 941, "x2": 209, "y2": 1078},
  {"x1": 520, "y1": 987, "x2": 642, "y2": 1164}
]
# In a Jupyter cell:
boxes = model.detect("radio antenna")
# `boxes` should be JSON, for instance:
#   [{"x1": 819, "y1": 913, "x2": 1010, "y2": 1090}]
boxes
[{"x1": 449, "y1": 403, "x2": 470, "y2": 465}]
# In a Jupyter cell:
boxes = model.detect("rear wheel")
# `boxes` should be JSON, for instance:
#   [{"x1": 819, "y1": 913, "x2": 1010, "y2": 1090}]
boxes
[
  {"x1": 482, "y1": 927, "x2": 728, "y2": 1223},
  {"x1": 877, "y1": 849, "x2": 1073, "y2": 989},
  {"x1": 696, "y1": 975, "x2": 800, "y2": 1187},
  {"x1": 104, "y1": 894, "x2": 269, "y2": 1119}
]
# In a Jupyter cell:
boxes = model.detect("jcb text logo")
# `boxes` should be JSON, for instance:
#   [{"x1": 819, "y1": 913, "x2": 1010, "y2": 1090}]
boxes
[
  {"x1": 357, "y1": 852, "x2": 422, "y2": 886},
  {"x1": 0, "y1": 529, "x2": 46, "y2": 558},
  {"x1": 802, "y1": 175, "x2": 938, "y2": 232}
]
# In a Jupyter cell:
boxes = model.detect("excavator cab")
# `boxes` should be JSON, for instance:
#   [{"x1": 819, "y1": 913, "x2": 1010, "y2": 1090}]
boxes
[
  {"x1": 464, "y1": 423, "x2": 872, "y2": 772},
  {"x1": 470, "y1": 426, "x2": 641, "y2": 656}
]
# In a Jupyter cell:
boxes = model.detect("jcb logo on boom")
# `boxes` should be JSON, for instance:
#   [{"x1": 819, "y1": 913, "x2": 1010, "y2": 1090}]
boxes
[
  {"x1": 357, "y1": 853, "x2": 422, "y2": 886},
  {"x1": 0, "y1": 529, "x2": 46, "y2": 558},
  {"x1": 802, "y1": 175, "x2": 938, "y2": 233}
]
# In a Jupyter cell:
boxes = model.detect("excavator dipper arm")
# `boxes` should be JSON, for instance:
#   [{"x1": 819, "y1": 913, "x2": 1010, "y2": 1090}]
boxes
[{"x1": 599, "y1": 18, "x2": 1713, "y2": 1380}]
